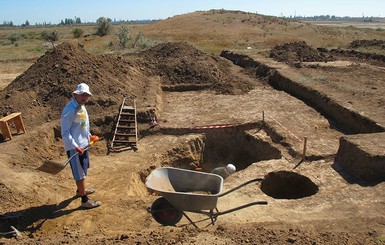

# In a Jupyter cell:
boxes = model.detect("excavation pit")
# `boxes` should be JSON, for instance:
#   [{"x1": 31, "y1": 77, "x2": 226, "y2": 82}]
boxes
[
  {"x1": 165, "y1": 128, "x2": 282, "y2": 173},
  {"x1": 261, "y1": 171, "x2": 319, "y2": 199},
  {"x1": 201, "y1": 129, "x2": 282, "y2": 172}
]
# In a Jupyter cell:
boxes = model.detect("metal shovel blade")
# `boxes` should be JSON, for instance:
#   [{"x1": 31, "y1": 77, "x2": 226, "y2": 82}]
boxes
[
  {"x1": 37, "y1": 159, "x2": 69, "y2": 175},
  {"x1": 37, "y1": 150, "x2": 81, "y2": 175},
  {"x1": 37, "y1": 142, "x2": 93, "y2": 175}
]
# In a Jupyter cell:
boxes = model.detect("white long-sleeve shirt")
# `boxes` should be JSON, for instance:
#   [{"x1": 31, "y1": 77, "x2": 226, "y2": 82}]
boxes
[{"x1": 61, "y1": 98, "x2": 90, "y2": 151}]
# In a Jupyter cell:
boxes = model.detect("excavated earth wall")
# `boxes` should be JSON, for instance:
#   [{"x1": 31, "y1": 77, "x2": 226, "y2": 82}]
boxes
[
  {"x1": 220, "y1": 50, "x2": 385, "y2": 134},
  {"x1": 220, "y1": 50, "x2": 385, "y2": 183},
  {"x1": 335, "y1": 133, "x2": 385, "y2": 182}
]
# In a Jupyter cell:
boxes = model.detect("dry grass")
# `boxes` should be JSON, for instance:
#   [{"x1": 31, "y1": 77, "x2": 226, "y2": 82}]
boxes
[
  {"x1": 0, "y1": 60, "x2": 33, "y2": 90},
  {"x1": 142, "y1": 10, "x2": 385, "y2": 54},
  {"x1": 1, "y1": 10, "x2": 385, "y2": 89}
]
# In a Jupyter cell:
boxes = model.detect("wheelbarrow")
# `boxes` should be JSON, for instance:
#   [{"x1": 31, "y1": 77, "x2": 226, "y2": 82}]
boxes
[{"x1": 145, "y1": 167, "x2": 268, "y2": 228}]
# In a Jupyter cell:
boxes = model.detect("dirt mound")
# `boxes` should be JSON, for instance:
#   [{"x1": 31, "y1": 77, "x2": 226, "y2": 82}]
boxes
[
  {"x1": 349, "y1": 39, "x2": 385, "y2": 49},
  {"x1": 269, "y1": 41, "x2": 334, "y2": 65},
  {"x1": 0, "y1": 43, "x2": 150, "y2": 135},
  {"x1": 330, "y1": 48, "x2": 385, "y2": 66},
  {"x1": 140, "y1": 42, "x2": 256, "y2": 94}
]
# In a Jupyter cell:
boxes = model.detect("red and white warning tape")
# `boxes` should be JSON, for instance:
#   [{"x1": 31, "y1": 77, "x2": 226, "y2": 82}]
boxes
[
  {"x1": 192, "y1": 124, "x2": 238, "y2": 129},
  {"x1": 267, "y1": 115, "x2": 303, "y2": 143}
]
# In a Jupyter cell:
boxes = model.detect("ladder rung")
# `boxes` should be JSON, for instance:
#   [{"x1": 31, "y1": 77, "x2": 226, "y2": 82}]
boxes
[
  {"x1": 113, "y1": 140, "x2": 136, "y2": 144},
  {"x1": 116, "y1": 127, "x2": 135, "y2": 130},
  {"x1": 119, "y1": 119, "x2": 135, "y2": 123},
  {"x1": 117, "y1": 122, "x2": 135, "y2": 125},
  {"x1": 116, "y1": 133, "x2": 136, "y2": 136},
  {"x1": 117, "y1": 126, "x2": 136, "y2": 129}
]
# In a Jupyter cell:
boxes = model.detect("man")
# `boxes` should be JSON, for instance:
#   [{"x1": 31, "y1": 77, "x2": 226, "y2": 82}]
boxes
[{"x1": 61, "y1": 83, "x2": 101, "y2": 209}]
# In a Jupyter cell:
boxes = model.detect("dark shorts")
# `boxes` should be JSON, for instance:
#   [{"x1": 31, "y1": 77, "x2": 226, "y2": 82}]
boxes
[{"x1": 66, "y1": 149, "x2": 90, "y2": 181}]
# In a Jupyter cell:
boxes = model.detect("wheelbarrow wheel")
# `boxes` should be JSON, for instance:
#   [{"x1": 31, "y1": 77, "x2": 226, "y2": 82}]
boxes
[{"x1": 150, "y1": 197, "x2": 183, "y2": 226}]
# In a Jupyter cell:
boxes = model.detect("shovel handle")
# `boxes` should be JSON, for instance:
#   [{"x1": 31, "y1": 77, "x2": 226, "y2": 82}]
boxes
[{"x1": 64, "y1": 140, "x2": 95, "y2": 166}]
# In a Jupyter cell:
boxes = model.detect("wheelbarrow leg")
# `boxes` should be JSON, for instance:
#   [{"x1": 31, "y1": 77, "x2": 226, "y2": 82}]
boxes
[
  {"x1": 209, "y1": 208, "x2": 219, "y2": 225},
  {"x1": 181, "y1": 211, "x2": 198, "y2": 228}
]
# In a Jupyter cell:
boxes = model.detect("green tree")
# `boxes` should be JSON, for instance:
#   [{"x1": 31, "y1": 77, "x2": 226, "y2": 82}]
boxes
[
  {"x1": 2, "y1": 21, "x2": 14, "y2": 27},
  {"x1": 96, "y1": 17, "x2": 113, "y2": 36}
]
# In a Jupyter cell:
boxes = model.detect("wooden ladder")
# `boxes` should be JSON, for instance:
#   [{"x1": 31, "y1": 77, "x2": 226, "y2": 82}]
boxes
[{"x1": 110, "y1": 97, "x2": 138, "y2": 151}]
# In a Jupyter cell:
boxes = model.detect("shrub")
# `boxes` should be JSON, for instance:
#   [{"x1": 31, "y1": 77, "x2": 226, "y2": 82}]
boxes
[
  {"x1": 41, "y1": 30, "x2": 59, "y2": 42},
  {"x1": 132, "y1": 31, "x2": 143, "y2": 48},
  {"x1": 96, "y1": 17, "x2": 113, "y2": 36},
  {"x1": 118, "y1": 25, "x2": 130, "y2": 48},
  {"x1": 138, "y1": 36, "x2": 158, "y2": 49},
  {"x1": 72, "y1": 28, "x2": 84, "y2": 38},
  {"x1": 7, "y1": 33, "x2": 22, "y2": 44}
]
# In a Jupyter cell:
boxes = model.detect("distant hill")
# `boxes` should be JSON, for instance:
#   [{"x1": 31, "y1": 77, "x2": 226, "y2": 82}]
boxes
[{"x1": 143, "y1": 10, "x2": 385, "y2": 54}]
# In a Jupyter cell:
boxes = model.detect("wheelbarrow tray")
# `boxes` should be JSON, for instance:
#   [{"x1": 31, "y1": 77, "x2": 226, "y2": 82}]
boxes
[{"x1": 145, "y1": 167, "x2": 223, "y2": 211}]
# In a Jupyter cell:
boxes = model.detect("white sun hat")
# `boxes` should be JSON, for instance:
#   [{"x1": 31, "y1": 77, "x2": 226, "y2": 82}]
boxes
[{"x1": 73, "y1": 83, "x2": 92, "y2": 96}]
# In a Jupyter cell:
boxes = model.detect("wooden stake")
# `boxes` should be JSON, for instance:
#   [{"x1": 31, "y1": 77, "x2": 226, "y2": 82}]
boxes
[{"x1": 302, "y1": 136, "x2": 307, "y2": 160}]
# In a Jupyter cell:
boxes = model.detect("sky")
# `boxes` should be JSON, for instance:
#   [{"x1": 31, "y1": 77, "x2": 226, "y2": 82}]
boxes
[{"x1": 1, "y1": 0, "x2": 384, "y2": 26}]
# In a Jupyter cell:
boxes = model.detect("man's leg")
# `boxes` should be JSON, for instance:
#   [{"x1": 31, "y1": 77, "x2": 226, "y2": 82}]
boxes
[
  {"x1": 69, "y1": 150, "x2": 101, "y2": 208},
  {"x1": 76, "y1": 179, "x2": 86, "y2": 196},
  {"x1": 77, "y1": 178, "x2": 92, "y2": 205}
]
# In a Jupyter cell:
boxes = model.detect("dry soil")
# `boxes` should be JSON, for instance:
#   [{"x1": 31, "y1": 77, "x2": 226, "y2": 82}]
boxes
[{"x1": 0, "y1": 39, "x2": 384, "y2": 244}]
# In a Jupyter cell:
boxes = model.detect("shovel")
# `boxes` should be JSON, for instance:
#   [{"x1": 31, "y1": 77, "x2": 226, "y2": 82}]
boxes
[{"x1": 38, "y1": 140, "x2": 96, "y2": 175}]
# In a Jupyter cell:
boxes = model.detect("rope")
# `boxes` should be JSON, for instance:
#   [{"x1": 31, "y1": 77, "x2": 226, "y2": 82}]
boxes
[{"x1": 267, "y1": 115, "x2": 303, "y2": 143}]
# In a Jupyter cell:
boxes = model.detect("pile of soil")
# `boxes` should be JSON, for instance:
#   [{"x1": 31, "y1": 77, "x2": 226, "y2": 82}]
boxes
[
  {"x1": 269, "y1": 41, "x2": 335, "y2": 64},
  {"x1": 269, "y1": 40, "x2": 385, "y2": 67},
  {"x1": 330, "y1": 48, "x2": 385, "y2": 67},
  {"x1": 349, "y1": 39, "x2": 385, "y2": 49},
  {"x1": 140, "y1": 42, "x2": 256, "y2": 94},
  {"x1": 0, "y1": 43, "x2": 146, "y2": 136}
]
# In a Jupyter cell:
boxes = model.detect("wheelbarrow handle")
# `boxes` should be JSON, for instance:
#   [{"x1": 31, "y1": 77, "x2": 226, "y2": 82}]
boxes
[
  {"x1": 218, "y1": 177, "x2": 263, "y2": 197},
  {"x1": 214, "y1": 201, "x2": 268, "y2": 217}
]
